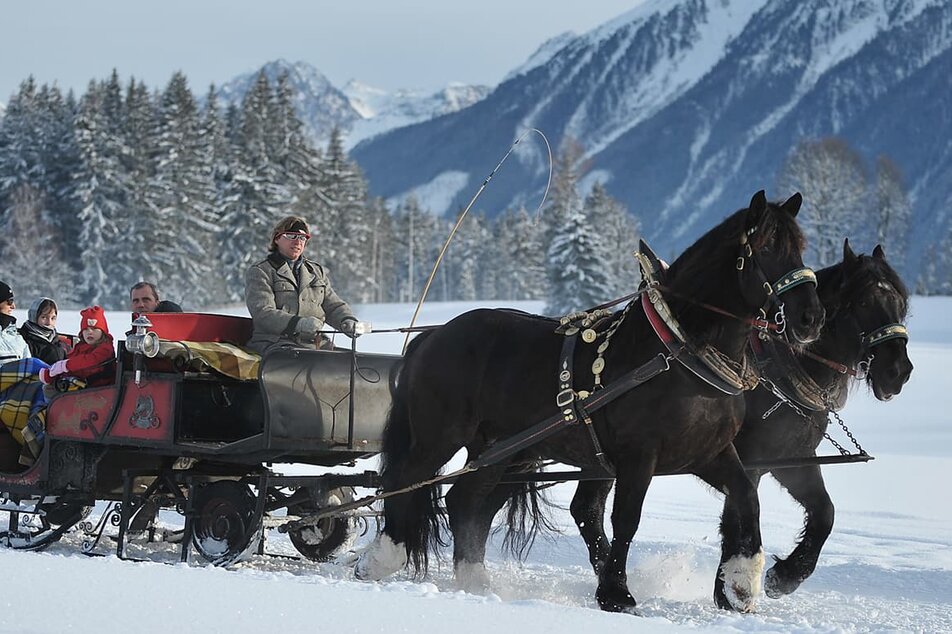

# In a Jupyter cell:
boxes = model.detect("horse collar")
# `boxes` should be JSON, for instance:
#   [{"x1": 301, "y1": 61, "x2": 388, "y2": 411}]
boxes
[
  {"x1": 637, "y1": 243, "x2": 749, "y2": 395},
  {"x1": 749, "y1": 333, "x2": 834, "y2": 412}
]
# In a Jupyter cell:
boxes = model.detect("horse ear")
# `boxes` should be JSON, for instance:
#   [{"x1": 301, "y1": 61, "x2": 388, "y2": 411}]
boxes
[
  {"x1": 873, "y1": 244, "x2": 886, "y2": 260},
  {"x1": 780, "y1": 192, "x2": 802, "y2": 217},
  {"x1": 748, "y1": 190, "x2": 767, "y2": 213},
  {"x1": 843, "y1": 238, "x2": 857, "y2": 265}
]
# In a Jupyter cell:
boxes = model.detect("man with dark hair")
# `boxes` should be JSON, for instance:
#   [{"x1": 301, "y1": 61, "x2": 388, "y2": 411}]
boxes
[
  {"x1": 130, "y1": 282, "x2": 160, "y2": 313},
  {"x1": 129, "y1": 282, "x2": 182, "y2": 313}
]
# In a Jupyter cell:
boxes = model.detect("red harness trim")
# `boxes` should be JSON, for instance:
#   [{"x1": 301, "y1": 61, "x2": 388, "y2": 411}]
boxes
[{"x1": 641, "y1": 291, "x2": 676, "y2": 344}]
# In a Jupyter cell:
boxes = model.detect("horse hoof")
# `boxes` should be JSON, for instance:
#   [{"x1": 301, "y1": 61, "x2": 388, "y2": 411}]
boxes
[
  {"x1": 455, "y1": 561, "x2": 492, "y2": 594},
  {"x1": 354, "y1": 534, "x2": 407, "y2": 581},
  {"x1": 764, "y1": 564, "x2": 802, "y2": 598},
  {"x1": 596, "y1": 589, "x2": 640, "y2": 615},
  {"x1": 717, "y1": 549, "x2": 765, "y2": 612}
]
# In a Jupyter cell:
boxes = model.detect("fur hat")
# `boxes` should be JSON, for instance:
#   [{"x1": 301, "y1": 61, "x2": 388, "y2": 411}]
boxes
[
  {"x1": 0, "y1": 281, "x2": 12, "y2": 304},
  {"x1": 80, "y1": 305, "x2": 110, "y2": 337}
]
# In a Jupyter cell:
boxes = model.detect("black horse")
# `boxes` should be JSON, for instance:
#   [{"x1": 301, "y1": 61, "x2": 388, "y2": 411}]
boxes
[
  {"x1": 356, "y1": 191, "x2": 825, "y2": 614},
  {"x1": 741, "y1": 239, "x2": 912, "y2": 597},
  {"x1": 570, "y1": 240, "x2": 912, "y2": 607}
]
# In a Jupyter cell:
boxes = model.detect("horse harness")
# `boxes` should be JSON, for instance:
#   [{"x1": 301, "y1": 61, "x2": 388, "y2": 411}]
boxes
[
  {"x1": 527, "y1": 234, "x2": 818, "y2": 475},
  {"x1": 753, "y1": 308, "x2": 908, "y2": 417}
]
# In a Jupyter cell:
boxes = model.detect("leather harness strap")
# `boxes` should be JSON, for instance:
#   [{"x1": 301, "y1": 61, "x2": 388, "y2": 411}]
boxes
[{"x1": 468, "y1": 350, "x2": 671, "y2": 472}]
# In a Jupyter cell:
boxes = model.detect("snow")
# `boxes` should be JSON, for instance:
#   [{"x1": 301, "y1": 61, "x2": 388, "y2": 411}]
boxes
[
  {"x1": 343, "y1": 80, "x2": 491, "y2": 149},
  {"x1": 387, "y1": 171, "x2": 471, "y2": 217},
  {"x1": 3, "y1": 296, "x2": 951, "y2": 633}
]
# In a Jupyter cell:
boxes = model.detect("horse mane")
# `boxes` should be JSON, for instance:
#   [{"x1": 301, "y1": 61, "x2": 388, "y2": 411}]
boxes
[
  {"x1": 663, "y1": 201, "x2": 805, "y2": 339},
  {"x1": 816, "y1": 252, "x2": 910, "y2": 322}
]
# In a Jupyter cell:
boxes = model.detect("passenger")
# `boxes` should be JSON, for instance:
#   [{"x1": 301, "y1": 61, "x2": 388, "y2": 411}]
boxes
[
  {"x1": 0, "y1": 281, "x2": 31, "y2": 364},
  {"x1": 130, "y1": 281, "x2": 160, "y2": 313},
  {"x1": 130, "y1": 281, "x2": 183, "y2": 314},
  {"x1": 39, "y1": 305, "x2": 116, "y2": 389},
  {"x1": 245, "y1": 216, "x2": 359, "y2": 355},
  {"x1": 19, "y1": 297, "x2": 70, "y2": 364}
]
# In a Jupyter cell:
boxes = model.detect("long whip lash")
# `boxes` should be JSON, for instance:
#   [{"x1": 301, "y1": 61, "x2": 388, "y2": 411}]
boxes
[{"x1": 402, "y1": 128, "x2": 553, "y2": 353}]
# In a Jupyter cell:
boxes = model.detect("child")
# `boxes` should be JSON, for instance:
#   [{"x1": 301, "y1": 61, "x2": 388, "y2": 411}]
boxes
[
  {"x1": 40, "y1": 305, "x2": 116, "y2": 389},
  {"x1": 19, "y1": 297, "x2": 70, "y2": 365}
]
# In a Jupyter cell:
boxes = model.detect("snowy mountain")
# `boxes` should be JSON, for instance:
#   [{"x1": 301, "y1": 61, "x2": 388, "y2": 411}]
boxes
[
  {"x1": 216, "y1": 59, "x2": 490, "y2": 149},
  {"x1": 351, "y1": 0, "x2": 952, "y2": 282},
  {"x1": 343, "y1": 80, "x2": 491, "y2": 148},
  {"x1": 216, "y1": 59, "x2": 362, "y2": 145}
]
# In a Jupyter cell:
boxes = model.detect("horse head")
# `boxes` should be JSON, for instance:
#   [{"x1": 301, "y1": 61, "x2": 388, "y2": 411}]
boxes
[
  {"x1": 825, "y1": 240, "x2": 913, "y2": 401},
  {"x1": 735, "y1": 190, "x2": 825, "y2": 346}
]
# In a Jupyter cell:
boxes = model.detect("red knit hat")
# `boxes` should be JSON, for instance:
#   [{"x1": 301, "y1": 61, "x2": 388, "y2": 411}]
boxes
[{"x1": 80, "y1": 305, "x2": 110, "y2": 336}]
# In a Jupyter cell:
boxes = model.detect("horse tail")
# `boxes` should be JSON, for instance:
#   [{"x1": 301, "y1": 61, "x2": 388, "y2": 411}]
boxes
[
  {"x1": 381, "y1": 329, "x2": 446, "y2": 574},
  {"x1": 498, "y1": 458, "x2": 560, "y2": 560}
]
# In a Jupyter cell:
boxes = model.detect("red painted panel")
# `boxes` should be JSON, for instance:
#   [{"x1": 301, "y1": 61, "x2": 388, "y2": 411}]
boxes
[
  {"x1": 134, "y1": 313, "x2": 252, "y2": 346},
  {"x1": 109, "y1": 380, "x2": 175, "y2": 443},
  {"x1": 46, "y1": 386, "x2": 118, "y2": 441}
]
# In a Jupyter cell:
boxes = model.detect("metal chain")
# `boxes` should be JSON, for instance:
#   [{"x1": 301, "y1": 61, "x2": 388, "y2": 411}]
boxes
[
  {"x1": 758, "y1": 376, "x2": 854, "y2": 456},
  {"x1": 828, "y1": 407, "x2": 867, "y2": 455}
]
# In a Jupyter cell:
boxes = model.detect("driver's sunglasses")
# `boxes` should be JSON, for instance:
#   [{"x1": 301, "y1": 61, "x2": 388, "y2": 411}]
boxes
[{"x1": 280, "y1": 232, "x2": 310, "y2": 242}]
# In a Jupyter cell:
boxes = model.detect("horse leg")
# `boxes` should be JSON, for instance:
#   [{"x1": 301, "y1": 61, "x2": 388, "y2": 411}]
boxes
[
  {"x1": 356, "y1": 444, "x2": 460, "y2": 581},
  {"x1": 764, "y1": 465, "x2": 833, "y2": 598},
  {"x1": 446, "y1": 464, "x2": 508, "y2": 594},
  {"x1": 696, "y1": 445, "x2": 765, "y2": 612},
  {"x1": 571, "y1": 479, "x2": 613, "y2": 574},
  {"x1": 595, "y1": 458, "x2": 655, "y2": 615}
]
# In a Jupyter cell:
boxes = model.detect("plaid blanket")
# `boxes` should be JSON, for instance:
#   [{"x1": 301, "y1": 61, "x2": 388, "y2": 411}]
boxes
[
  {"x1": 0, "y1": 358, "x2": 48, "y2": 446},
  {"x1": 157, "y1": 341, "x2": 260, "y2": 381}
]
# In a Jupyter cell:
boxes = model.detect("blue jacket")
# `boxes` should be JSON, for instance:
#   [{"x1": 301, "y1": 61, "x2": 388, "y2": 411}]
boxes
[{"x1": 0, "y1": 321, "x2": 31, "y2": 364}]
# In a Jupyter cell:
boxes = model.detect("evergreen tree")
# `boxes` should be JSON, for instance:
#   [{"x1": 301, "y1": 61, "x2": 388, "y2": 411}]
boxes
[
  {"x1": 393, "y1": 196, "x2": 438, "y2": 303},
  {"x1": 546, "y1": 204, "x2": 613, "y2": 315},
  {"x1": 38, "y1": 86, "x2": 82, "y2": 269},
  {"x1": 584, "y1": 181, "x2": 641, "y2": 297},
  {"x1": 0, "y1": 77, "x2": 44, "y2": 226},
  {"x1": 220, "y1": 72, "x2": 289, "y2": 299},
  {"x1": 494, "y1": 206, "x2": 546, "y2": 301},
  {"x1": 73, "y1": 79, "x2": 130, "y2": 306},
  {"x1": 365, "y1": 196, "x2": 397, "y2": 303},
  {"x1": 318, "y1": 127, "x2": 374, "y2": 302},
  {"x1": 544, "y1": 139, "x2": 611, "y2": 313},
  {"x1": 202, "y1": 84, "x2": 238, "y2": 305}
]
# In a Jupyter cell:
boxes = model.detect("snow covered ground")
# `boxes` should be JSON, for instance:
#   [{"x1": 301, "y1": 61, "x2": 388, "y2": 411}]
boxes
[{"x1": 2, "y1": 297, "x2": 950, "y2": 633}]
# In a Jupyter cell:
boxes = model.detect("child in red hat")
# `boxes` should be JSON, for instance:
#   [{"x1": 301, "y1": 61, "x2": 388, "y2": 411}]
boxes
[{"x1": 40, "y1": 305, "x2": 117, "y2": 388}]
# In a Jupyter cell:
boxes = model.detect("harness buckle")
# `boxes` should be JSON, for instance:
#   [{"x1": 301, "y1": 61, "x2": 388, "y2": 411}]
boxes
[{"x1": 556, "y1": 389, "x2": 575, "y2": 408}]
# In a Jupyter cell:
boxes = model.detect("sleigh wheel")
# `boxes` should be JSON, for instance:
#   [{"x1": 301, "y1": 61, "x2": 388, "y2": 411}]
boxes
[
  {"x1": 288, "y1": 486, "x2": 357, "y2": 561},
  {"x1": 190, "y1": 481, "x2": 261, "y2": 566}
]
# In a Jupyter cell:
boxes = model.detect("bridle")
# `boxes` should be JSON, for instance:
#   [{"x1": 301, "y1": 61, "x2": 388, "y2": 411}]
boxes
[
  {"x1": 853, "y1": 322, "x2": 909, "y2": 379},
  {"x1": 735, "y1": 224, "x2": 817, "y2": 337}
]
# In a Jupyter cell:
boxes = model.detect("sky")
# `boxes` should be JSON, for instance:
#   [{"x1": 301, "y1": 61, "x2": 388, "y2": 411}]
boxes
[
  {"x1": 2, "y1": 296, "x2": 951, "y2": 633},
  {"x1": 1, "y1": 0, "x2": 644, "y2": 103}
]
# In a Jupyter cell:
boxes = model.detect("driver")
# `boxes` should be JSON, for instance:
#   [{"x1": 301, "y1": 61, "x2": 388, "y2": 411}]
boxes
[{"x1": 244, "y1": 216, "x2": 359, "y2": 355}]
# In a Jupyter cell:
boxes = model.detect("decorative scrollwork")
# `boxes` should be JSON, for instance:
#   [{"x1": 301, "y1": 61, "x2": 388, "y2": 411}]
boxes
[{"x1": 80, "y1": 502, "x2": 120, "y2": 554}]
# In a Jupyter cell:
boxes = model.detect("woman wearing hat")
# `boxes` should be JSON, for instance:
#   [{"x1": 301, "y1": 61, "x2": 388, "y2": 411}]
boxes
[
  {"x1": 0, "y1": 281, "x2": 31, "y2": 364},
  {"x1": 245, "y1": 216, "x2": 359, "y2": 355}
]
